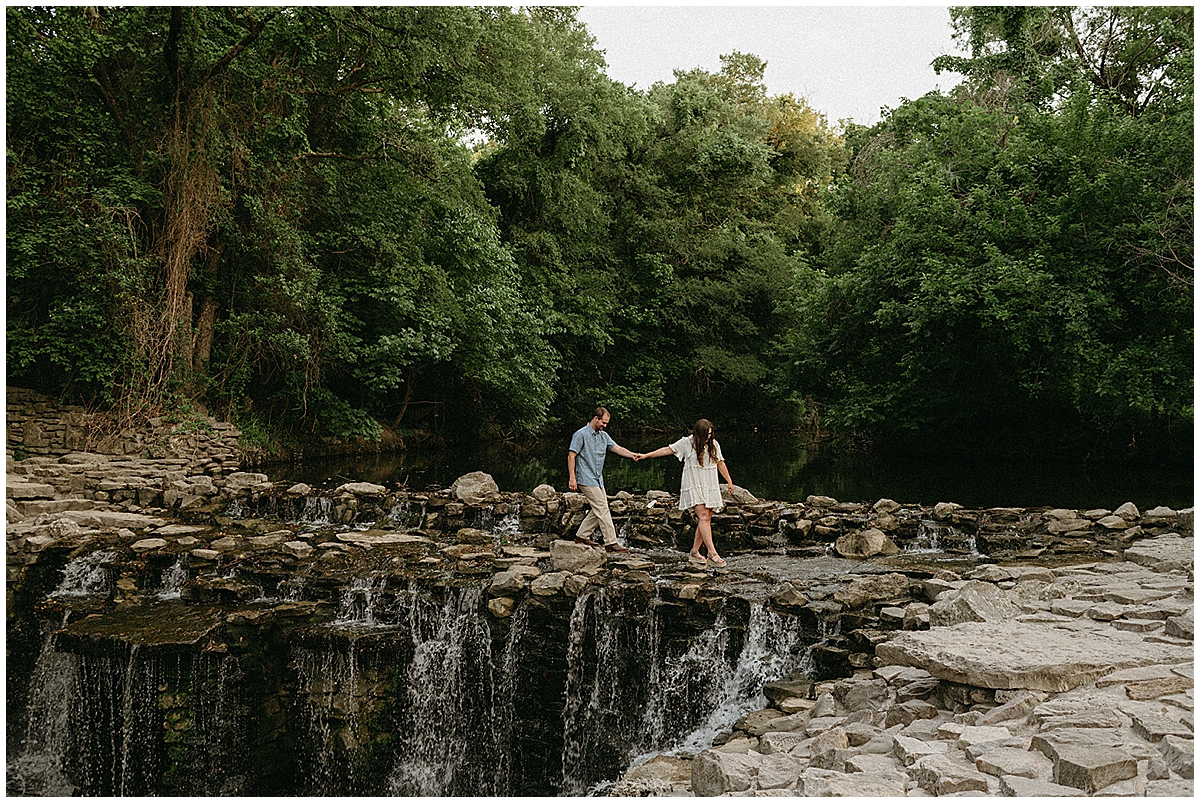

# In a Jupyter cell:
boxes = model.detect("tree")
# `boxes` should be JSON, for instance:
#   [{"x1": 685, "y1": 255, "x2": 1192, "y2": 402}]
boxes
[
  {"x1": 7, "y1": 6, "x2": 569, "y2": 436},
  {"x1": 789, "y1": 17, "x2": 1192, "y2": 454}
]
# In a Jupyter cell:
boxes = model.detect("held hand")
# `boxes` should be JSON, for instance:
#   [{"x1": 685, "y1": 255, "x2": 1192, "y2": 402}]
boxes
[{"x1": 633, "y1": 452, "x2": 644, "y2": 462}]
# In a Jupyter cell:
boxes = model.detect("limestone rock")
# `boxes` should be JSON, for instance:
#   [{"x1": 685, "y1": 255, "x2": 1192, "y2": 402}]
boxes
[
  {"x1": 876, "y1": 620, "x2": 1194, "y2": 692},
  {"x1": 835, "y1": 527, "x2": 899, "y2": 559},
  {"x1": 756, "y1": 752, "x2": 803, "y2": 790},
  {"x1": 448, "y1": 471, "x2": 499, "y2": 504},
  {"x1": 282, "y1": 541, "x2": 312, "y2": 559},
  {"x1": 487, "y1": 566, "x2": 541, "y2": 596},
  {"x1": 691, "y1": 748, "x2": 762, "y2": 796},
  {"x1": 999, "y1": 775, "x2": 1085, "y2": 796},
  {"x1": 487, "y1": 597, "x2": 515, "y2": 618},
  {"x1": 723, "y1": 484, "x2": 758, "y2": 504},
  {"x1": 911, "y1": 753, "x2": 992, "y2": 795},
  {"x1": 834, "y1": 573, "x2": 911, "y2": 608},
  {"x1": 799, "y1": 767, "x2": 907, "y2": 796},
  {"x1": 975, "y1": 746, "x2": 1053, "y2": 779},
  {"x1": 530, "y1": 483, "x2": 556, "y2": 502},
  {"x1": 530, "y1": 571, "x2": 568, "y2": 597},
  {"x1": 549, "y1": 539, "x2": 606, "y2": 573},
  {"x1": 1158, "y1": 734, "x2": 1193, "y2": 780},
  {"x1": 770, "y1": 581, "x2": 808, "y2": 609},
  {"x1": 336, "y1": 532, "x2": 430, "y2": 548},
  {"x1": 1041, "y1": 742, "x2": 1138, "y2": 793},
  {"x1": 928, "y1": 580, "x2": 1022, "y2": 626},
  {"x1": 335, "y1": 481, "x2": 387, "y2": 496},
  {"x1": 131, "y1": 537, "x2": 168, "y2": 552}
]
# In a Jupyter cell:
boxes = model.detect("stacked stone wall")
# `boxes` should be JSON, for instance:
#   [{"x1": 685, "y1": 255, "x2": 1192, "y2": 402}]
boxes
[{"x1": 6, "y1": 387, "x2": 242, "y2": 476}]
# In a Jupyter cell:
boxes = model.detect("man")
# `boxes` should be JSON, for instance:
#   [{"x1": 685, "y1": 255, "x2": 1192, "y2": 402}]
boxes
[{"x1": 567, "y1": 407, "x2": 634, "y2": 552}]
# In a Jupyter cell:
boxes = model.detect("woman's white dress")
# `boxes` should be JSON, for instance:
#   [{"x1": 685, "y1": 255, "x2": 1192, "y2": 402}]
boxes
[{"x1": 670, "y1": 435, "x2": 725, "y2": 511}]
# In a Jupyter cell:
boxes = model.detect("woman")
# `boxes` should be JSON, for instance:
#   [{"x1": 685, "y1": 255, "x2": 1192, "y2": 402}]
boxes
[{"x1": 638, "y1": 419, "x2": 734, "y2": 567}]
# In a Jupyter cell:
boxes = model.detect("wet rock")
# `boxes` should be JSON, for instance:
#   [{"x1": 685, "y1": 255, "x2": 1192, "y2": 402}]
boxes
[
  {"x1": 335, "y1": 481, "x2": 386, "y2": 496},
  {"x1": 487, "y1": 566, "x2": 541, "y2": 596}
]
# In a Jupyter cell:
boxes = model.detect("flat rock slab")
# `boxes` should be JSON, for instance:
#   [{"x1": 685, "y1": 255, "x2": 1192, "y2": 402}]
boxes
[
  {"x1": 1121, "y1": 535, "x2": 1194, "y2": 573},
  {"x1": 56, "y1": 602, "x2": 226, "y2": 649},
  {"x1": 59, "y1": 510, "x2": 169, "y2": 530},
  {"x1": 6, "y1": 481, "x2": 57, "y2": 499},
  {"x1": 335, "y1": 532, "x2": 432, "y2": 547},
  {"x1": 877, "y1": 621, "x2": 1194, "y2": 692}
]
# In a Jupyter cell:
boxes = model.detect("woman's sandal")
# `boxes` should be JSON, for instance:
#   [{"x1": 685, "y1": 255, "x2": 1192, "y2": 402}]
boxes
[
  {"x1": 688, "y1": 551, "x2": 706, "y2": 563},
  {"x1": 708, "y1": 556, "x2": 728, "y2": 568}
]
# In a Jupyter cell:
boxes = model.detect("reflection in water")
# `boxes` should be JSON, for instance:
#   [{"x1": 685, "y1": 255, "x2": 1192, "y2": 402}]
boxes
[{"x1": 267, "y1": 431, "x2": 1191, "y2": 510}]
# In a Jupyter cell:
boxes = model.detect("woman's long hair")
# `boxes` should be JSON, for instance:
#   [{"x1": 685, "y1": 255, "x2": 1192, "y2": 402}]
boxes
[{"x1": 691, "y1": 419, "x2": 718, "y2": 466}]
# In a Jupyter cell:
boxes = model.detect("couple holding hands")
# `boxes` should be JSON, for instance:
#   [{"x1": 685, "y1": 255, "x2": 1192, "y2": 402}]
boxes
[{"x1": 567, "y1": 408, "x2": 734, "y2": 567}]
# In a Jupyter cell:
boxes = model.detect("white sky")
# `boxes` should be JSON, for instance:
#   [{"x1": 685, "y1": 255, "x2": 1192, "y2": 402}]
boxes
[{"x1": 575, "y1": 4, "x2": 965, "y2": 127}]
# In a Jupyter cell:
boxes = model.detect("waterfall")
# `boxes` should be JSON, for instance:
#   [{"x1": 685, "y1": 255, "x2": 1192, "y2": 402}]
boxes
[
  {"x1": 492, "y1": 510, "x2": 521, "y2": 542},
  {"x1": 156, "y1": 558, "x2": 188, "y2": 599},
  {"x1": 386, "y1": 586, "x2": 516, "y2": 796},
  {"x1": 52, "y1": 549, "x2": 117, "y2": 597},
  {"x1": 292, "y1": 638, "x2": 374, "y2": 794},
  {"x1": 9, "y1": 624, "x2": 252, "y2": 796},
  {"x1": 334, "y1": 576, "x2": 389, "y2": 628},
  {"x1": 8, "y1": 628, "x2": 80, "y2": 795},
  {"x1": 299, "y1": 496, "x2": 335, "y2": 526},
  {"x1": 386, "y1": 496, "x2": 425, "y2": 530},
  {"x1": 561, "y1": 589, "x2": 811, "y2": 793}
]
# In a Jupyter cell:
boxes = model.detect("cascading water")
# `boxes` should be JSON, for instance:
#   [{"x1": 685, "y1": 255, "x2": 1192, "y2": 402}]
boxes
[
  {"x1": 492, "y1": 510, "x2": 521, "y2": 543},
  {"x1": 52, "y1": 549, "x2": 117, "y2": 597},
  {"x1": 644, "y1": 602, "x2": 810, "y2": 760},
  {"x1": 156, "y1": 558, "x2": 188, "y2": 599},
  {"x1": 335, "y1": 576, "x2": 388, "y2": 628},
  {"x1": 386, "y1": 586, "x2": 516, "y2": 796},
  {"x1": 9, "y1": 626, "x2": 79, "y2": 795},
  {"x1": 560, "y1": 588, "x2": 812, "y2": 794},
  {"x1": 13, "y1": 573, "x2": 821, "y2": 796}
]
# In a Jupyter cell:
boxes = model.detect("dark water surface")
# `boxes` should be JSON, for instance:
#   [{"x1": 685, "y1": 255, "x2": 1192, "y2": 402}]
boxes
[{"x1": 269, "y1": 430, "x2": 1193, "y2": 511}]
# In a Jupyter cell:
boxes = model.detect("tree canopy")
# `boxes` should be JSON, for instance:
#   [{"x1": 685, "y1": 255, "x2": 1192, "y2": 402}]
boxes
[{"x1": 6, "y1": 6, "x2": 1191, "y2": 460}]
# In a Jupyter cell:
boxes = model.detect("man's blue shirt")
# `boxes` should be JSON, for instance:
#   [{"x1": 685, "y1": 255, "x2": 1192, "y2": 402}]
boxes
[{"x1": 569, "y1": 423, "x2": 616, "y2": 488}]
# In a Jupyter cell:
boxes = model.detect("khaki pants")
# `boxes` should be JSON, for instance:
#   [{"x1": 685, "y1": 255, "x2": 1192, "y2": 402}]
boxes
[{"x1": 576, "y1": 484, "x2": 617, "y2": 546}]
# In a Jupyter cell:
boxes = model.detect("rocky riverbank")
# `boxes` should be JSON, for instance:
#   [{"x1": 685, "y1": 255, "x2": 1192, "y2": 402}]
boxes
[
  {"x1": 614, "y1": 534, "x2": 1194, "y2": 797},
  {"x1": 5, "y1": 446, "x2": 1194, "y2": 796}
]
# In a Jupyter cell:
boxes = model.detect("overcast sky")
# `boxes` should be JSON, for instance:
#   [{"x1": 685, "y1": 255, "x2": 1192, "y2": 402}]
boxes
[{"x1": 574, "y1": 5, "x2": 965, "y2": 127}]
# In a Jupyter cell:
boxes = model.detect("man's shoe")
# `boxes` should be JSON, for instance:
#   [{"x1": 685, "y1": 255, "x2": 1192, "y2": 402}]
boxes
[
  {"x1": 605, "y1": 543, "x2": 630, "y2": 553},
  {"x1": 574, "y1": 536, "x2": 600, "y2": 547}
]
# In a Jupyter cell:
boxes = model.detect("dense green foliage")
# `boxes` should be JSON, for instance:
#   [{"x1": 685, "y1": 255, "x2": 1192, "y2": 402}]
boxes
[
  {"x1": 786, "y1": 5, "x2": 1192, "y2": 453},
  {"x1": 6, "y1": 6, "x2": 1192, "y2": 457}
]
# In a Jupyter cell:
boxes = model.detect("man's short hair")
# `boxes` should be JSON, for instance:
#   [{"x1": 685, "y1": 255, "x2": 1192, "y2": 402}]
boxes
[{"x1": 593, "y1": 406, "x2": 609, "y2": 420}]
